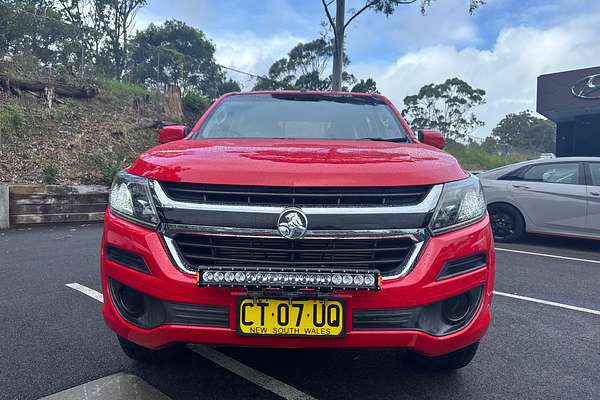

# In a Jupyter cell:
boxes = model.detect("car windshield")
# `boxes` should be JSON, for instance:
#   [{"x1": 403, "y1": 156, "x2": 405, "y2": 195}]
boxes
[{"x1": 193, "y1": 93, "x2": 409, "y2": 141}]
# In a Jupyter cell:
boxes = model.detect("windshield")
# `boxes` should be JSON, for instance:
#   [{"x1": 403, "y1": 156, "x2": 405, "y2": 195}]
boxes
[{"x1": 193, "y1": 93, "x2": 410, "y2": 141}]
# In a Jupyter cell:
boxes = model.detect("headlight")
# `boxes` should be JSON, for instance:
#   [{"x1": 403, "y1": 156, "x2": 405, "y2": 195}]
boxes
[
  {"x1": 429, "y1": 175, "x2": 486, "y2": 234},
  {"x1": 110, "y1": 170, "x2": 159, "y2": 228}
]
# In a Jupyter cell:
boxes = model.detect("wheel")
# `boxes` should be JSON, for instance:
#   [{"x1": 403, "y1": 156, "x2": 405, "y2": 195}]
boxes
[
  {"x1": 488, "y1": 203, "x2": 525, "y2": 243},
  {"x1": 409, "y1": 342, "x2": 479, "y2": 371},
  {"x1": 117, "y1": 336, "x2": 184, "y2": 363}
]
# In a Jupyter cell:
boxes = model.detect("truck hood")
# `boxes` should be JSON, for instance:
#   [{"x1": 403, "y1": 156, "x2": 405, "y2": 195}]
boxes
[{"x1": 128, "y1": 139, "x2": 468, "y2": 187}]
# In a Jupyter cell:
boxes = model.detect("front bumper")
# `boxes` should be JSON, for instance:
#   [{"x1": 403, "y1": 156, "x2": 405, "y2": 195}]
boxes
[{"x1": 101, "y1": 210, "x2": 495, "y2": 357}]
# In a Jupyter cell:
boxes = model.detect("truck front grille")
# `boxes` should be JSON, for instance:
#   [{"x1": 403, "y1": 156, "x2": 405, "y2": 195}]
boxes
[
  {"x1": 159, "y1": 182, "x2": 432, "y2": 207},
  {"x1": 172, "y1": 234, "x2": 415, "y2": 274}
]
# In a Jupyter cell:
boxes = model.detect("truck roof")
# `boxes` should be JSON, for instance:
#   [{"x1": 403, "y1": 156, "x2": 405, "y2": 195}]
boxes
[{"x1": 222, "y1": 90, "x2": 383, "y2": 98}]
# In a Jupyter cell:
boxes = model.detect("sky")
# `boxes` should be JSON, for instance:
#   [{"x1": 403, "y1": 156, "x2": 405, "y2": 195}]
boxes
[{"x1": 136, "y1": 0, "x2": 600, "y2": 138}]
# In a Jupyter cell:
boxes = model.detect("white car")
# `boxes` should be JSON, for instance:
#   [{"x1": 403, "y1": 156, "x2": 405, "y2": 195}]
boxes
[{"x1": 478, "y1": 157, "x2": 600, "y2": 242}]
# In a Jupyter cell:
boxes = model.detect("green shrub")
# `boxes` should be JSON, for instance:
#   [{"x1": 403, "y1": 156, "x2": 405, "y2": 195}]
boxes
[
  {"x1": 183, "y1": 91, "x2": 211, "y2": 116},
  {"x1": 54, "y1": 64, "x2": 68, "y2": 83},
  {"x1": 86, "y1": 153, "x2": 127, "y2": 185},
  {"x1": 8, "y1": 53, "x2": 43, "y2": 76},
  {"x1": 99, "y1": 78, "x2": 150, "y2": 99},
  {"x1": 446, "y1": 143, "x2": 529, "y2": 171},
  {"x1": 0, "y1": 106, "x2": 24, "y2": 153},
  {"x1": 98, "y1": 161, "x2": 122, "y2": 184},
  {"x1": 0, "y1": 106, "x2": 24, "y2": 134},
  {"x1": 41, "y1": 163, "x2": 59, "y2": 184}
]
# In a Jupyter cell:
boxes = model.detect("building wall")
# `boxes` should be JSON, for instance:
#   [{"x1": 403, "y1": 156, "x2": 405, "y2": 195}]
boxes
[
  {"x1": 538, "y1": 66, "x2": 600, "y2": 157},
  {"x1": 556, "y1": 115, "x2": 600, "y2": 157}
]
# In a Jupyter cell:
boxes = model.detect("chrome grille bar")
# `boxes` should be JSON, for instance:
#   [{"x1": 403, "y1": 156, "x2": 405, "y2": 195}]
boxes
[
  {"x1": 152, "y1": 181, "x2": 443, "y2": 215},
  {"x1": 161, "y1": 224, "x2": 428, "y2": 242}
]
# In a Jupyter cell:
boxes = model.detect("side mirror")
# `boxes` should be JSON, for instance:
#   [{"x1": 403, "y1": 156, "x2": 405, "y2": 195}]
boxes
[
  {"x1": 159, "y1": 125, "x2": 189, "y2": 144},
  {"x1": 418, "y1": 129, "x2": 446, "y2": 149}
]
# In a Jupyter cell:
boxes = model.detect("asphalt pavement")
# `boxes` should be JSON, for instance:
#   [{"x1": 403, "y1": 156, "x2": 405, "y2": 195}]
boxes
[{"x1": 1, "y1": 224, "x2": 598, "y2": 400}]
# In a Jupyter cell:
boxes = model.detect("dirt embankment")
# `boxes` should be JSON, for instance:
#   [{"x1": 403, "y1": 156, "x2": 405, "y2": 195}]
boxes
[{"x1": 0, "y1": 82, "x2": 173, "y2": 185}]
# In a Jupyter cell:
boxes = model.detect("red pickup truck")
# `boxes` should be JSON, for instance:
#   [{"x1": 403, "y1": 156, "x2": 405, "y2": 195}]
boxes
[{"x1": 102, "y1": 91, "x2": 494, "y2": 370}]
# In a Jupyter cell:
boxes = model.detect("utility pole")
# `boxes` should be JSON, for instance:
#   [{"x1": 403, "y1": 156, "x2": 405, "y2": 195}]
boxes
[{"x1": 331, "y1": 0, "x2": 345, "y2": 91}]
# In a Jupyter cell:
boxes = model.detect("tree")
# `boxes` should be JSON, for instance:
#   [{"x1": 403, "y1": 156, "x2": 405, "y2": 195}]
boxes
[
  {"x1": 0, "y1": 0, "x2": 151, "y2": 79},
  {"x1": 321, "y1": 0, "x2": 485, "y2": 90},
  {"x1": 491, "y1": 110, "x2": 556, "y2": 154},
  {"x1": 480, "y1": 136, "x2": 499, "y2": 153},
  {"x1": 253, "y1": 37, "x2": 356, "y2": 91},
  {"x1": 402, "y1": 78, "x2": 486, "y2": 141},
  {"x1": 96, "y1": 0, "x2": 147, "y2": 77},
  {"x1": 128, "y1": 20, "x2": 237, "y2": 99},
  {"x1": 219, "y1": 78, "x2": 241, "y2": 94},
  {"x1": 254, "y1": 37, "x2": 357, "y2": 91},
  {"x1": 118, "y1": 0, "x2": 147, "y2": 71},
  {"x1": 254, "y1": 58, "x2": 302, "y2": 90},
  {"x1": 0, "y1": 0, "x2": 76, "y2": 66},
  {"x1": 351, "y1": 78, "x2": 378, "y2": 93}
]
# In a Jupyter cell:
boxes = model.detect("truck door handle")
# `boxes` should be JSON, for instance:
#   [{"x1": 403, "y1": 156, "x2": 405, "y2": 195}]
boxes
[
  {"x1": 512, "y1": 184, "x2": 531, "y2": 189},
  {"x1": 591, "y1": 192, "x2": 600, "y2": 196}
]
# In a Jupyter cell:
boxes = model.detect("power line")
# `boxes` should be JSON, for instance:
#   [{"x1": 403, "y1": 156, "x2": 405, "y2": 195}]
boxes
[
  {"x1": 0, "y1": 2, "x2": 275, "y2": 86},
  {"x1": 216, "y1": 64, "x2": 269, "y2": 82}
]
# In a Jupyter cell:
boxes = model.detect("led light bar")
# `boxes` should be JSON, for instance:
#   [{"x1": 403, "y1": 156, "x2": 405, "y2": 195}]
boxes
[{"x1": 196, "y1": 268, "x2": 381, "y2": 290}]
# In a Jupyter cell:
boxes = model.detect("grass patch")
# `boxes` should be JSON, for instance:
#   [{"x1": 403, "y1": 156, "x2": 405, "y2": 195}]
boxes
[
  {"x1": 99, "y1": 78, "x2": 150, "y2": 99},
  {"x1": 446, "y1": 143, "x2": 530, "y2": 171}
]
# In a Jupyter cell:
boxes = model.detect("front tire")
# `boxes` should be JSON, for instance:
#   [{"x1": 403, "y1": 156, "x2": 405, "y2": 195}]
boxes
[
  {"x1": 488, "y1": 203, "x2": 525, "y2": 242},
  {"x1": 118, "y1": 336, "x2": 184, "y2": 363},
  {"x1": 409, "y1": 342, "x2": 479, "y2": 370}
]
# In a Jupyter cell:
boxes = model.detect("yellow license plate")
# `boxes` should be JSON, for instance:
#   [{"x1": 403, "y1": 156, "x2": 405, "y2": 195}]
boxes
[{"x1": 238, "y1": 298, "x2": 344, "y2": 337}]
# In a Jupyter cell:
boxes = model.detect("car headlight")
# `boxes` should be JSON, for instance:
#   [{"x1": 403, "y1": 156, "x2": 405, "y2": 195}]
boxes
[
  {"x1": 430, "y1": 175, "x2": 486, "y2": 234},
  {"x1": 110, "y1": 170, "x2": 159, "y2": 228}
]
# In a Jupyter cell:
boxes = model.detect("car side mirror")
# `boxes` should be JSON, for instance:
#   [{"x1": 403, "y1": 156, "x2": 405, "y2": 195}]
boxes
[
  {"x1": 159, "y1": 125, "x2": 189, "y2": 144},
  {"x1": 418, "y1": 129, "x2": 446, "y2": 149}
]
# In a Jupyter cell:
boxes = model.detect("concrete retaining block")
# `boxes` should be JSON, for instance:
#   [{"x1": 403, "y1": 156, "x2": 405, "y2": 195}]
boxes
[
  {"x1": 0, "y1": 184, "x2": 9, "y2": 229},
  {"x1": 7, "y1": 184, "x2": 109, "y2": 227}
]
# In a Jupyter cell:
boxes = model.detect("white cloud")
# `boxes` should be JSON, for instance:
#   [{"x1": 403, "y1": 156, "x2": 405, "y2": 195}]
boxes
[
  {"x1": 212, "y1": 31, "x2": 306, "y2": 87},
  {"x1": 344, "y1": 0, "x2": 482, "y2": 57},
  {"x1": 352, "y1": 12, "x2": 600, "y2": 137}
]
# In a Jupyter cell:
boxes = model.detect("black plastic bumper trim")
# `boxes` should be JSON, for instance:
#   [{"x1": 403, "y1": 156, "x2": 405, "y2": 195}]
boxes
[
  {"x1": 108, "y1": 279, "x2": 229, "y2": 329},
  {"x1": 352, "y1": 285, "x2": 484, "y2": 336},
  {"x1": 106, "y1": 246, "x2": 149, "y2": 274},
  {"x1": 438, "y1": 253, "x2": 487, "y2": 280}
]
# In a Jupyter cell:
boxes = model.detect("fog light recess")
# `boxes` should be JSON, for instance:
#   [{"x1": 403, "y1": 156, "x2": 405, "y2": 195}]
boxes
[
  {"x1": 119, "y1": 285, "x2": 146, "y2": 317},
  {"x1": 441, "y1": 293, "x2": 472, "y2": 324}
]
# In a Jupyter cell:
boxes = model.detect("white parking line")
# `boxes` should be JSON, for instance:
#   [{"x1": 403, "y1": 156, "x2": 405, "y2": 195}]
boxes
[
  {"x1": 493, "y1": 291, "x2": 600, "y2": 316},
  {"x1": 190, "y1": 345, "x2": 317, "y2": 400},
  {"x1": 66, "y1": 283, "x2": 317, "y2": 400},
  {"x1": 66, "y1": 283, "x2": 104, "y2": 302},
  {"x1": 495, "y1": 247, "x2": 600, "y2": 264}
]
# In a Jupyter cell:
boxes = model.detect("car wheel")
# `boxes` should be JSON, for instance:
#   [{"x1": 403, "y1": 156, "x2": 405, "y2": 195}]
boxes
[
  {"x1": 117, "y1": 336, "x2": 184, "y2": 363},
  {"x1": 488, "y1": 203, "x2": 525, "y2": 243},
  {"x1": 409, "y1": 342, "x2": 479, "y2": 371}
]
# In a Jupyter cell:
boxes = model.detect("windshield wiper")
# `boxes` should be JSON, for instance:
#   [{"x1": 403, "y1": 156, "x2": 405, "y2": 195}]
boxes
[{"x1": 360, "y1": 137, "x2": 409, "y2": 143}]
